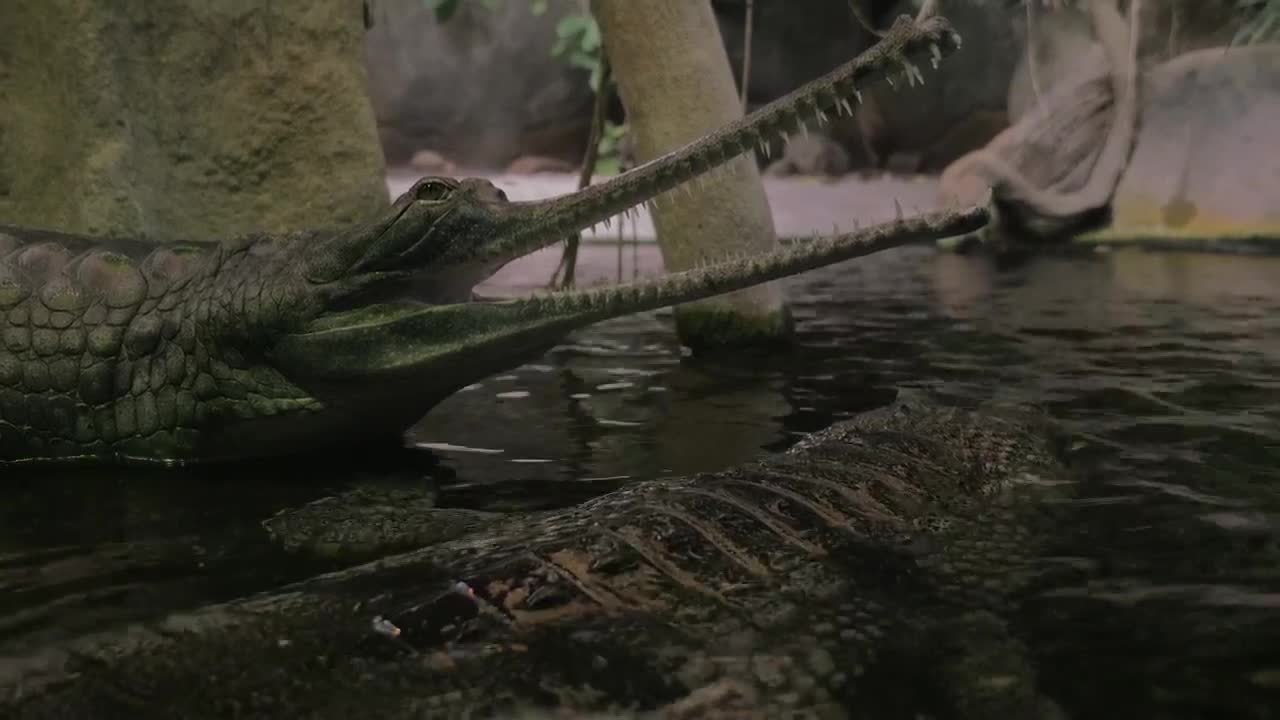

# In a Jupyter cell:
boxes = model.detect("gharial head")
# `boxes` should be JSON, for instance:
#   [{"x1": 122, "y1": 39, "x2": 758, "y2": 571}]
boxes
[
  {"x1": 0, "y1": 16, "x2": 992, "y2": 468},
  {"x1": 252, "y1": 15, "x2": 970, "y2": 435},
  {"x1": 292, "y1": 14, "x2": 964, "y2": 316}
]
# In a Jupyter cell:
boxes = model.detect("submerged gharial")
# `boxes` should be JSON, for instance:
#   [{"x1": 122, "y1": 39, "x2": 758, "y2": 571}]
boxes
[
  {"x1": 0, "y1": 16, "x2": 985, "y2": 467},
  {"x1": 2, "y1": 394, "x2": 1073, "y2": 717}
]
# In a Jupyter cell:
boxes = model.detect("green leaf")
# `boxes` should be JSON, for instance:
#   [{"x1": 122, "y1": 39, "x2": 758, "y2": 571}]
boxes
[
  {"x1": 594, "y1": 157, "x2": 622, "y2": 176},
  {"x1": 425, "y1": 0, "x2": 463, "y2": 23}
]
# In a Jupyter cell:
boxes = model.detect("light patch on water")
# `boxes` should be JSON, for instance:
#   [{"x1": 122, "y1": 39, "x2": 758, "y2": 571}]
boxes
[
  {"x1": 605, "y1": 367, "x2": 662, "y2": 377},
  {"x1": 414, "y1": 442, "x2": 504, "y2": 455},
  {"x1": 459, "y1": 384, "x2": 482, "y2": 392},
  {"x1": 1118, "y1": 479, "x2": 1250, "y2": 507},
  {"x1": 1042, "y1": 494, "x2": 1145, "y2": 506},
  {"x1": 596, "y1": 382, "x2": 635, "y2": 391},
  {"x1": 521, "y1": 364, "x2": 555, "y2": 373},
  {"x1": 570, "y1": 393, "x2": 592, "y2": 400},
  {"x1": 1199, "y1": 511, "x2": 1276, "y2": 532},
  {"x1": 494, "y1": 375, "x2": 519, "y2": 381},
  {"x1": 496, "y1": 391, "x2": 531, "y2": 399},
  {"x1": 550, "y1": 341, "x2": 634, "y2": 357},
  {"x1": 1035, "y1": 556, "x2": 1101, "y2": 572},
  {"x1": 511, "y1": 458, "x2": 553, "y2": 464},
  {"x1": 1043, "y1": 581, "x2": 1280, "y2": 608},
  {"x1": 1012, "y1": 472, "x2": 1076, "y2": 487},
  {"x1": 581, "y1": 474, "x2": 631, "y2": 482},
  {"x1": 597, "y1": 418, "x2": 643, "y2": 427},
  {"x1": 647, "y1": 386, "x2": 668, "y2": 393}
]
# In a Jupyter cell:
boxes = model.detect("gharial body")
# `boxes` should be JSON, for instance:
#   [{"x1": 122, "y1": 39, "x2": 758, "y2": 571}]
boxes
[
  {"x1": 0, "y1": 16, "x2": 986, "y2": 467},
  {"x1": 4, "y1": 394, "x2": 1072, "y2": 718}
]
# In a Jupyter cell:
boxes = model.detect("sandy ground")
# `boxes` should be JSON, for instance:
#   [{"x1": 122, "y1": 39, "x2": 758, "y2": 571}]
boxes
[{"x1": 385, "y1": 167, "x2": 945, "y2": 293}]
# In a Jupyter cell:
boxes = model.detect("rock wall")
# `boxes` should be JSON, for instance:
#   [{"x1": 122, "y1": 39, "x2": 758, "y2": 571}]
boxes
[
  {"x1": 853, "y1": 0, "x2": 1023, "y2": 172},
  {"x1": 1007, "y1": 0, "x2": 1244, "y2": 122},
  {"x1": 1107, "y1": 44, "x2": 1280, "y2": 240},
  {"x1": 0, "y1": 0, "x2": 389, "y2": 240},
  {"x1": 364, "y1": 0, "x2": 596, "y2": 167}
]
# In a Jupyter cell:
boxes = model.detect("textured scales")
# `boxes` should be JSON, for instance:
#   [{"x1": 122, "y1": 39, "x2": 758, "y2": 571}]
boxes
[
  {"x1": 3, "y1": 395, "x2": 1072, "y2": 718},
  {"x1": 0, "y1": 16, "x2": 985, "y2": 467}
]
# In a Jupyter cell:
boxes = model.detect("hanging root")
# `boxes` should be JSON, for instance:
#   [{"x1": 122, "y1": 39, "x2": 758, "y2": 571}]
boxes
[{"x1": 941, "y1": 0, "x2": 1143, "y2": 243}]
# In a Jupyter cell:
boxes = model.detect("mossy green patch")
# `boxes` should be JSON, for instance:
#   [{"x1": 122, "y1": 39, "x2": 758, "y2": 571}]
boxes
[
  {"x1": 673, "y1": 303, "x2": 795, "y2": 354},
  {"x1": 0, "y1": 0, "x2": 387, "y2": 240}
]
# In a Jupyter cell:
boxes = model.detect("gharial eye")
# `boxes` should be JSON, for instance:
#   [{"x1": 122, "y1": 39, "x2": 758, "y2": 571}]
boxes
[{"x1": 415, "y1": 179, "x2": 454, "y2": 202}]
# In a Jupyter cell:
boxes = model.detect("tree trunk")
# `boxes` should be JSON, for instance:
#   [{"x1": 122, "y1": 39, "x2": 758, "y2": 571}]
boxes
[
  {"x1": 589, "y1": 0, "x2": 792, "y2": 351},
  {"x1": 0, "y1": 0, "x2": 388, "y2": 241}
]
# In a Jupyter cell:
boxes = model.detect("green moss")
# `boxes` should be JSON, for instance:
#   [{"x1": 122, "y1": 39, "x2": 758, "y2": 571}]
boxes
[
  {"x1": 0, "y1": 0, "x2": 387, "y2": 240},
  {"x1": 674, "y1": 303, "x2": 795, "y2": 354}
]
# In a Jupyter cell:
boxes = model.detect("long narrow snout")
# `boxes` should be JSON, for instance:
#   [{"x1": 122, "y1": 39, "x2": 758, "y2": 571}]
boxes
[{"x1": 478, "y1": 15, "x2": 962, "y2": 267}]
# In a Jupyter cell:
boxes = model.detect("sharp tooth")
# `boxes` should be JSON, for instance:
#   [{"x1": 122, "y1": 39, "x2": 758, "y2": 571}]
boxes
[
  {"x1": 838, "y1": 98, "x2": 854, "y2": 116},
  {"x1": 854, "y1": 90, "x2": 863, "y2": 104},
  {"x1": 886, "y1": 76, "x2": 895, "y2": 89},
  {"x1": 930, "y1": 43, "x2": 942, "y2": 63},
  {"x1": 762, "y1": 142, "x2": 772, "y2": 159},
  {"x1": 799, "y1": 121, "x2": 809, "y2": 137},
  {"x1": 816, "y1": 109, "x2": 828, "y2": 125}
]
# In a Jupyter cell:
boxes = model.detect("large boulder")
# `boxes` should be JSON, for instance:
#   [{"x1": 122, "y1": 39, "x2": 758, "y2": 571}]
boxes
[
  {"x1": 938, "y1": 2, "x2": 1278, "y2": 247},
  {"x1": 1007, "y1": 0, "x2": 1243, "y2": 123},
  {"x1": 1102, "y1": 44, "x2": 1280, "y2": 242},
  {"x1": 0, "y1": 0, "x2": 388, "y2": 240},
  {"x1": 713, "y1": 0, "x2": 880, "y2": 105},
  {"x1": 363, "y1": 0, "x2": 595, "y2": 167}
]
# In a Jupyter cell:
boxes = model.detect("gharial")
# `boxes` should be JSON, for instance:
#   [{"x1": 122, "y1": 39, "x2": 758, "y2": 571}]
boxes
[
  {"x1": 2, "y1": 393, "x2": 1073, "y2": 718},
  {"x1": 0, "y1": 16, "x2": 986, "y2": 467}
]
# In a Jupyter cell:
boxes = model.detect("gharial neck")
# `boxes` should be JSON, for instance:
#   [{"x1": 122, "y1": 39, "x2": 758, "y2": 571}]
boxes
[{"x1": 484, "y1": 14, "x2": 962, "y2": 262}]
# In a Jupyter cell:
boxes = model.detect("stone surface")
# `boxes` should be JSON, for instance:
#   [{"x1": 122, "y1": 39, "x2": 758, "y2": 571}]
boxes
[
  {"x1": 713, "y1": 0, "x2": 880, "y2": 105},
  {"x1": 1007, "y1": 0, "x2": 1243, "y2": 123},
  {"x1": 1101, "y1": 44, "x2": 1280, "y2": 242},
  {"x1": 505, "y1": 155, "x2": 578, "y2": 175},
  {"x1": 764, "y1": 134, "x2": 852, "y2": 178},
  {"x1": 363, "y1": 0, "x2": 594, "y2": 167},
  {"x1": 0, "y1": 0, "x2": 388, "y2": 240},
  {"x1": 408, "y1": 149, "x2": 458, "y2": 174}
]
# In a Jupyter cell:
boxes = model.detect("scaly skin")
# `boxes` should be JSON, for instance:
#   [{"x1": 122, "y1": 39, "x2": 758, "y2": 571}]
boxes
[
  {"x1": 0, "y1": 16, "x2": 983, "y2": 466},
  {"x1": 2, "y1": 394, "x2": 1072, "y2": 718}
]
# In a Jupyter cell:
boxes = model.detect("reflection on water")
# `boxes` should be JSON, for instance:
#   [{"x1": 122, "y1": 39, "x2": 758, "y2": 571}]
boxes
[{"x1": 4, "y1": 246, "x2": 1280, "y2": 715}]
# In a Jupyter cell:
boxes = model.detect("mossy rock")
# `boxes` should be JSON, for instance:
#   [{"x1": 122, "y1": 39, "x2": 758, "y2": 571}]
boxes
[{"x1": 0, "y1": 0, "x2": 388, "y2": 240}]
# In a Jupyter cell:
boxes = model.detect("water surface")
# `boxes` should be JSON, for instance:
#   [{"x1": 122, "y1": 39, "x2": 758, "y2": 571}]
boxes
[{"x1": 4, "y1": 246, "x2": 1279, "y2": 716}]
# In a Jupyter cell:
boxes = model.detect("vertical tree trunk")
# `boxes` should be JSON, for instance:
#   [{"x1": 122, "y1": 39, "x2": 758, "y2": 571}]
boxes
[
  {"x1": 0, "y1": 0, "x2": 388, "y2": 241},
  {"x1": 590, "y1": 0, "x2": 792, "y2": 351}
]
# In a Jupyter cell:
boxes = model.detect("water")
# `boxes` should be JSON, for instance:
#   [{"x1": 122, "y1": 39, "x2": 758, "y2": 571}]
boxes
[{"x1": 3, "y1": 245, "x2": 1280, "y2": 716}]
